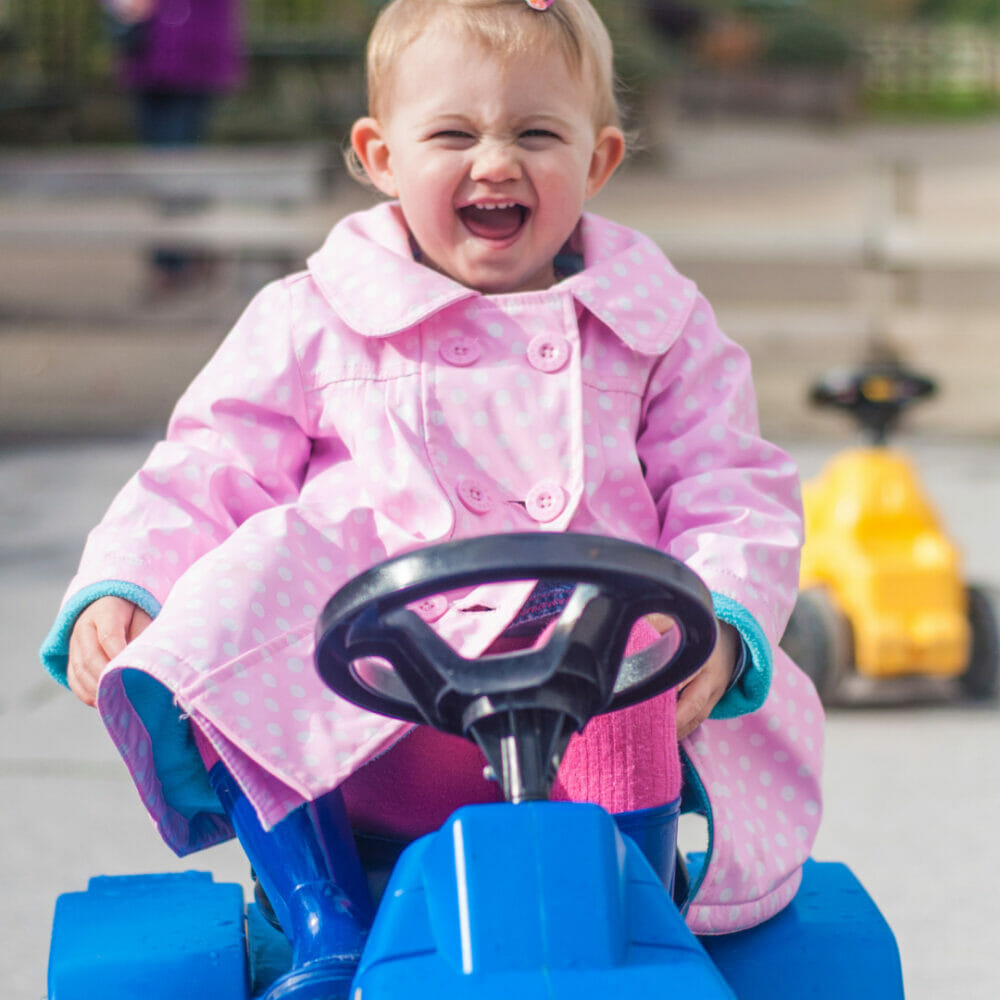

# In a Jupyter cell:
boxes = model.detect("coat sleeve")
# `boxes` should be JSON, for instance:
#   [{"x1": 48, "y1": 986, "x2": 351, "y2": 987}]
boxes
[
  {"x1": 41, "y1": 279, "x2": 314, "y2": 684},
  {"x1": 635, "y1": 294, "x2": 804, "y2": 715}
]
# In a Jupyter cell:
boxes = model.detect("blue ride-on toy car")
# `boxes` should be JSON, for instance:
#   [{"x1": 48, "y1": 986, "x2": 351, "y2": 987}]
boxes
[{"x1": 47, "y1": 534, "x2": 905, "y2": 999}]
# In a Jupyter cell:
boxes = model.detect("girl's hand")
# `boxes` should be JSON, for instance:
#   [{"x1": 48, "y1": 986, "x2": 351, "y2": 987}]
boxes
[
  {"x1": 647, "y1": 614, "x2": 740, "y2": 740},
  {"x1": 67, "y1": 596, "x2": 152, "y2": 707}
]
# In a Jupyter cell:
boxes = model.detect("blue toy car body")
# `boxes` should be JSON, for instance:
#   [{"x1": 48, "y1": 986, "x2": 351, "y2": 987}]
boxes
[
  {"x1": 47, "y1": 534, "x2": 906, "y2": 999},
  {"x1": 48, "y1": 825, "x2": 904, "y2": 1000}
]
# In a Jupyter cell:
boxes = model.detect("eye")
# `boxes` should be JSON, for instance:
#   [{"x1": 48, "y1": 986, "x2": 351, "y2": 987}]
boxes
[
  {"x1": 519, "y1": 129, "x2": 562, "y2": 147},
  {"x1": 429, "y1": 130, "x2": 476, "y2": 146}
]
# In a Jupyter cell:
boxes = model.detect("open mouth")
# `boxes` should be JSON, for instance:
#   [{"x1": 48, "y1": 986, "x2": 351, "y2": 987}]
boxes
[{"x1": 458, "y1": 202, "x2": 529, "y2": 241}]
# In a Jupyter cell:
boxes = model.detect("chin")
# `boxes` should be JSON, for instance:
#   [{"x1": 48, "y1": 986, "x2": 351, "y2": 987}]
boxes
[{"x1": 463, "y1": 265, "x2": 553, "y2": 296}]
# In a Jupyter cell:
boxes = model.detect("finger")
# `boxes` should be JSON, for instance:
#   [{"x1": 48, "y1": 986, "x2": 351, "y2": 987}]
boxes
[
  {"x1": 66, "y1": 663, "x2": 98, "y2": 706},
  {"x1": 67, "y1": 621, "x2": 105, "y2": 707},
  {"x1": 676, "y1": 671, "x2": 714, "y2": 740},
  {"x1": 92, "y1": 602, "x2": 136, "y2": 661},
  {"x1": 677, "y1": 662, "x2": 703, "y2": 693},
  {"x1": 95, "y1": 622, "x2": 127, "y2": 660},
  {"x1": 67, "y1": 647, "x2": 99, "y2": 705},
  {"x1": 126, "y1": 606, "x2": 153, "y2": 642},
  {"x1": 645, "y1": 613, "x2": 678, "y2": 635},
  {"x1": 73, "y1": 616, "x2": 110, "y2": 675}
]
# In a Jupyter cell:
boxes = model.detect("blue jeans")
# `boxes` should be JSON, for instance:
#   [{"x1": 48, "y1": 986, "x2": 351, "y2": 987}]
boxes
[
  {"x1": 134, "y1": 91, "x2": 215, "y2": 276},
  {"x1": 135, "y1": 90, "x2": 213, "y2": 147}
]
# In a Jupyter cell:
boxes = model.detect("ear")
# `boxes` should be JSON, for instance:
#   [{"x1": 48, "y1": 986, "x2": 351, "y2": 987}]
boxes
[
  {"x1": 350, "y1": 116, "x2": 398, "y2": 197},
  {"x1": 585, "y1": 126, "x2": 626, "y2": 199}
]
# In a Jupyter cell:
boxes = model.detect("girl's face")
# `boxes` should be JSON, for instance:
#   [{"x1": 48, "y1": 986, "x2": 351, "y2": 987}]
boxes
[{"x1": 351, "y1": 19, "x2": 624, "y2": 295}]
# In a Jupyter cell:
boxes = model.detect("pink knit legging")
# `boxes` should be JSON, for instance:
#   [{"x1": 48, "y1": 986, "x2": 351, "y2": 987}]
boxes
[{"x1": 339, "y1": 618, "x2": 681, "y2": 838}]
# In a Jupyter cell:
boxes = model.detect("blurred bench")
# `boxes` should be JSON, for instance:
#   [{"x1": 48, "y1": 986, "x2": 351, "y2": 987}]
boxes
[
  {"x1": 0, "y1": 144, "x2": 335, "y2": 205},
  {"x1": 0, "y1": 145, "x2": 345, "y2": 293}
]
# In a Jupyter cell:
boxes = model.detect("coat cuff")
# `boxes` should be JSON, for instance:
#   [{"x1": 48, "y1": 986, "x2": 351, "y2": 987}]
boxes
[
  {"x1": 708, "y1": 592, "x2": 772, "y2": 718},
  {"x1": 39, "y1": 581, "x2": 161, "y2": 686}
]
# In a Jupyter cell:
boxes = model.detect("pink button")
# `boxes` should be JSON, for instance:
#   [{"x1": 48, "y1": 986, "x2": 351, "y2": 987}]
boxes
[
  {"x1": 525, "y1": 480, "x2": 566, "y2": 523},
  {"x1": 527, "y1": 334, "x2": 570, "y2": 373},
  {"x1": 457, "y1": 477, "x2": 494, "y2": 515},
  {"x1": 412, "y1": 594, "x2": 449, "y2": 623},
  {"x1": 440, "y1": 335, "x2": 482, "y2": 367}
]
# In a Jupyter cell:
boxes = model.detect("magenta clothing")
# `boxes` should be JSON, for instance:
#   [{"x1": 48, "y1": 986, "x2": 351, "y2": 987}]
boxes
[
  {"x1": 120, "y1": 0, "x2": 244, "y2": 94},
  {"x1": 339, "y1": 620, "x2": 681, "y2": 840},
  {"x1": 47, "y1": 203, "x2": 822, "y2": 933}
]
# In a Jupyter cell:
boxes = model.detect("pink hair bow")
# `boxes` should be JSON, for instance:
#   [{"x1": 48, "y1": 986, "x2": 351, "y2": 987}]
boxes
[{"x1": 524, "y1": 0, "x2": 555, "y2": 9}]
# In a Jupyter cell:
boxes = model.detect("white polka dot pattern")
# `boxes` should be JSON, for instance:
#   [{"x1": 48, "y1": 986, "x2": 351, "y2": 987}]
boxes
[
  {"x1": 681, "y1": 646, "x2": 824, "y2": 933},
  {"x1": 66, "y1": 204, "x2": 817, "y2": 931}
]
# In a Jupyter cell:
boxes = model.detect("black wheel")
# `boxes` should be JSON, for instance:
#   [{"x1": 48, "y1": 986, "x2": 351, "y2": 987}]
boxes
[
  {"x1": 779, "y1": 587, "x2": 853, "y2": 702},
  {"x1": 960, "y1": 585, "x2": 1000, "y2": 700}
]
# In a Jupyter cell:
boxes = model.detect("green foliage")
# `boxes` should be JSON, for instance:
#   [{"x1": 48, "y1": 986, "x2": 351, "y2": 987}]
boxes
[
  {"x1": 732, "y1": 2, "x2": 858, "y2": 69},
  {"x1": 759, "y1": 9, "x2": 857, "y2": 68},
  {"x1": 244, "y1": 0, "x2": 378, "y2": 39},
  {"x1": 9, "y1": 0, "x2": 1000, "y2": 141},
  {"x1": 592, "y1": 0, "x2": 678, "y2": 81},
  {"x1": 865, "y1": 86, "x2": 1000, "y2": 115},
  {"x1": 736, "y1": 0, "x2": 907, "y2": 28},
  {"x1": 914, "y1": 0, "x2": 1000, "y2": 23}
]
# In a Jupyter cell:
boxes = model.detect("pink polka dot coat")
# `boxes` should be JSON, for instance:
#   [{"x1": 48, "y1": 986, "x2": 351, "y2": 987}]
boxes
[{"x1": 44, "y1": 203, "x2": 822, "y2": 934}]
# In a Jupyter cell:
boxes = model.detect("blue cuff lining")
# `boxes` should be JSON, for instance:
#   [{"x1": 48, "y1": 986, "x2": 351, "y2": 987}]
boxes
[
  {"x1": 122, "y1": 671, "x2": 223, "y2": 821},
  {"x1": 709, "y1": 592, "x2": 772, "y2": 718},
  {"x1": 39, "y1": 581, "x2": 161, "y2": 687}
]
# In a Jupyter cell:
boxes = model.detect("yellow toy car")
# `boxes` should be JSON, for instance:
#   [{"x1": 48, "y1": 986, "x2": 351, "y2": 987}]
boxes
[{"x1": 780, "y1": 363, "x2": 999, "y2": 702}]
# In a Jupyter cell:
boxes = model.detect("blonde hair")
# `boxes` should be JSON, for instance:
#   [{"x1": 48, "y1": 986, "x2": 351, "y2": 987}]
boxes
[{"x1": 363, "y1": 0, "x2": 621, "y2": 129}]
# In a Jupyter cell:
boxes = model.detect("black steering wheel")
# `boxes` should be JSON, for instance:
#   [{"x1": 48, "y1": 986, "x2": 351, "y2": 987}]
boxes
[
  {"x1": 314, "y1": 533, "x2": 716, "y2": 802},
  {"x1": 810, "y1": 362, "x2": 936, "y2": 444}
]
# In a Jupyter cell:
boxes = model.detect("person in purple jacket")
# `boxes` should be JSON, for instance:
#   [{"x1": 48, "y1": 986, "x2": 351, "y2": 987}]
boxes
[{"x1": 102, "y1": 0, "x2": 245, "y2": 291}]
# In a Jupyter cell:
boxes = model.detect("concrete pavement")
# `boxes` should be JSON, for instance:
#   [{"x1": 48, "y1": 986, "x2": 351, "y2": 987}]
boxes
[{"x1": 3, "y1": 432, "x2": 999, "y2": 1000}]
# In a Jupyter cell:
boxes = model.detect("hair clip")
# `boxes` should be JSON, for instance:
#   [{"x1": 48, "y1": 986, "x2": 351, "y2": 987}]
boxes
[{"x1": 524, "y1": 0, "x2": 555, "y2": 9}]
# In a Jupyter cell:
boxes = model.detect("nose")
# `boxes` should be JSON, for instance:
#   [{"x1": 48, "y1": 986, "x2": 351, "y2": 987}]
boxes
[{"x1": 470, "y1": 139, "x2": 522, "y2": 183}]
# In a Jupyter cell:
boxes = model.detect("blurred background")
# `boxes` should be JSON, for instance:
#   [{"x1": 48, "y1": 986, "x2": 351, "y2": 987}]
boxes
[
  {"x1": 2, "y1": 2, "x2": 1000, "y2": 999},
  {"x1": 2, "y1": 0, "x2": 1000, "y2": 438},
  {"x1": 4, "y1": 1, "x2": 1000, "y2": 144}
]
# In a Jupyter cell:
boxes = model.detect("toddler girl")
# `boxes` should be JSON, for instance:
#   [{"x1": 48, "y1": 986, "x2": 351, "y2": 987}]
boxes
[{"x1": 42, "y1": 1, "x2": 823, "y2": 995}]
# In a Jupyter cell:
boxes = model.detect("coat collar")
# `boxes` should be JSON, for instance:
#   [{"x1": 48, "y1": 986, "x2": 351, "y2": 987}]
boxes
[{"x1": 307, "y1": 201, "x2": 699, "y2": 356}]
